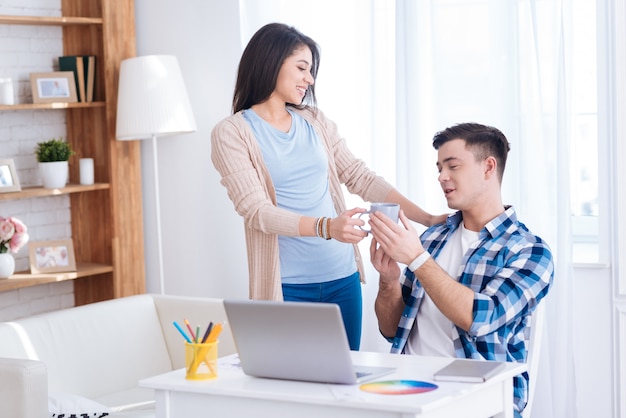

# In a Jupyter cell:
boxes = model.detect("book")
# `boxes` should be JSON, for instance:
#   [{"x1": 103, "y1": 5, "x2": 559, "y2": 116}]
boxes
[
  {"x1": 85, "y1": 55, "x2": 96, "y2": 102},
  {"x1": 58, "y1": 55, "x2": 96, "y2": 102},
  {"x1": 75, "y1": 57, "x2": 85, "y2": 102},
  {"x1": 58, "y1": 56, "x2": 85, "y2": 102},
  {"x1": 433, "y1": 359, "x2": 506, "y2": 383}
]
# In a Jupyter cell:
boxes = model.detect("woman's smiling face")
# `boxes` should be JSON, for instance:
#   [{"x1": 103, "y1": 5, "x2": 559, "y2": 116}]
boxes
[{"x1": 271, "y1": 46, "x2": 315, "y2": 105}]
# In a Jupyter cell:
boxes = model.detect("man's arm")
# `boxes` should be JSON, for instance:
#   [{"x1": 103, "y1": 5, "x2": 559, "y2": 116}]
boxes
[
  {"x1": 410, "y1": 256, "x2": 474, "y2": 331},
  {"x1": 369, "y1": 210, "x2": 474, "y2": 332},
  {"x1": 370, "y1": 238, "x2": 405, "y2": 338}
]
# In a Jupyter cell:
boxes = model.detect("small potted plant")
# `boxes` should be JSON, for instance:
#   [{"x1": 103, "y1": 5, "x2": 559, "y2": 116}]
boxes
[{"x1": 35, "y1": 137, "x2": 75, "y2": 189}]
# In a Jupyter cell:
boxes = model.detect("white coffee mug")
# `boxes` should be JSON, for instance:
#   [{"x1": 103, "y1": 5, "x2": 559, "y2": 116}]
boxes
[{"x1": 358, "y1": 203, "x2": 400, "y2": 233}]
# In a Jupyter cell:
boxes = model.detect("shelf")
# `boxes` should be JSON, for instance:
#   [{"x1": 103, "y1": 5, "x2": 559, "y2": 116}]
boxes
[
  {"x1": 0, "y1": 15, "x2": 102, "y2": 26},
  {"x1": 0, "y1": 102, "x2": 105, "y2": 111},
  {"x1": 0, "y1": 262, "x2": 113, "y2": 292},
  {"x1": 0, "y1": 183, "x2": 109, "y2": 201}
]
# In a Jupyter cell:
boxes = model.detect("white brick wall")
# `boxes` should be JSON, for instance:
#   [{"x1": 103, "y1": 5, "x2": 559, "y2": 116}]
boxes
[
  {"x1": 0, "y1": 280, "x2": 74, "y2": 321},
  {"x1": 0, "y1": 0, "x2": 75, "y2": 321}
]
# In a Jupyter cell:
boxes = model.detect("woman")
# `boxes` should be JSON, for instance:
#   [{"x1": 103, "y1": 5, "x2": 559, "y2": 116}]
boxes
[{"x1": 211, "y1": 23, "x2": 439, "y2": 350}]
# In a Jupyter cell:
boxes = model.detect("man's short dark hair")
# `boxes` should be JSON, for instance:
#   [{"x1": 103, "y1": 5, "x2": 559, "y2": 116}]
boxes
[{"x1": 433, "y1": 123, "x2": 511, "y2": 182}]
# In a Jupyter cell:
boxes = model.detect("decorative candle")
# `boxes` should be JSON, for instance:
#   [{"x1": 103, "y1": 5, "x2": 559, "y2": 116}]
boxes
[
  {"x1": 79, "y1": 158, "x2": 94, "y2": 185},
  {"x1": 0, "y1": 78, "x2": 14, "y2": 105}
]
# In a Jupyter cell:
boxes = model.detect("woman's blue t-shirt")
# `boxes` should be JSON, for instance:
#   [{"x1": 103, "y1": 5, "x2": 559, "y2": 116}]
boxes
[{"x1": 243, "y1": 108, "x2": 355, "y2": 284}]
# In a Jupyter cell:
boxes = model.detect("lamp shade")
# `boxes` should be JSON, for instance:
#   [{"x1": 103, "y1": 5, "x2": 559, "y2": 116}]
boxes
[{"x1": 116, "y1": 55, "x2": 197, "y2": 140}]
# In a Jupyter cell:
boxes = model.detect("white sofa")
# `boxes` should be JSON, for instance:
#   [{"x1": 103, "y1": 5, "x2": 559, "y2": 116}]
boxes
[{"x1": 0, "y1": 293, "x2": 236, "y2": 418}]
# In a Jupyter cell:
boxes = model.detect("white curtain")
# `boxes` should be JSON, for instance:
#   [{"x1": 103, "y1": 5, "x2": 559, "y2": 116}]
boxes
[{"x1": 240, "y1": 0, "x2": 578, "y2": 415}]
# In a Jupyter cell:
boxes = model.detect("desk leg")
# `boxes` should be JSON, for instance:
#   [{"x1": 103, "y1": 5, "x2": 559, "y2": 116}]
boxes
[
  {"x1": 154, "y1": 389, "x2": 171, "y2": 418},
  {"x1": 493, "y1": 379, "x2": 513, "y2": 418}
]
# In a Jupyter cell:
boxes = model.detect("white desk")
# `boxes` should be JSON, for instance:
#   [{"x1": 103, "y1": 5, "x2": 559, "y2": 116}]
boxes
[{"x1": 140, "y1": 351, "x2": 526, "y2": 418}]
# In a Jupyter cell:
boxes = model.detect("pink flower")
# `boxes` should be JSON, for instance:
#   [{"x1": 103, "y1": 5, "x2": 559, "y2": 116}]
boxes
[
  {"x1": 9, "y1": 217, "x2": 27, "y2": 234},
  {"x1": 8, "y1": 232, "x2": 29, "y2": 253},
  {"x1": 0, "y1": 218, "x2": 15, "y2": 240},
  {"x1": 0, "y1": 216, "x2": 29, "y2": 254}
]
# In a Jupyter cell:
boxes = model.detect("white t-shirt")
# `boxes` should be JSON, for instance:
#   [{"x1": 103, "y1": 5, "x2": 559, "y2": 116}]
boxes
[{"x1": 405, "y1": 223, "x2": 480, "y2": 356}]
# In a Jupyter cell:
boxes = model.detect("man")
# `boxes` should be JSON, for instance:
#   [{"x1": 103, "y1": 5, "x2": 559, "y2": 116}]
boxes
[{"x1": 369, "y1": 123, "x2": 553, "y2": 418}]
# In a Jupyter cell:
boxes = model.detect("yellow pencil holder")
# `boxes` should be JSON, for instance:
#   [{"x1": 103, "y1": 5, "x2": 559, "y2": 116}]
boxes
[{"x1": 185, "y1": 341, "x2": 218, "y2": 380}]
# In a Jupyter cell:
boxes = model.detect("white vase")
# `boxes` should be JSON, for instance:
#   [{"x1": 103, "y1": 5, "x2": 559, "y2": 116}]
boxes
[
  {"x1": 0, "y1": 253, "x2": 15, "y2": 279},
  {"x1": 39, "y1": 161, "x2": 69, "y2": 189}
]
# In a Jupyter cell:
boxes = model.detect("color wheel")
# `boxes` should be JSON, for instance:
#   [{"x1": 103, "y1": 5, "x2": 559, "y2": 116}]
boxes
[{"x1": 359, "y1": 380, "x2": 438, "y2": 395}]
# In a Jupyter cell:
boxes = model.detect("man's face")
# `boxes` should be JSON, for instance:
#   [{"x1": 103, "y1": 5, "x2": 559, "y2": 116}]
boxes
[{"x1": 436, "y1": 138, "x2": 488, "y2": 211}]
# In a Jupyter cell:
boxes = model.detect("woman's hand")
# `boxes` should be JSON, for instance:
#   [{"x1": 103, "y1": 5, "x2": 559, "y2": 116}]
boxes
[{"x1": 328, "y1": 207, "x2": 368, "y2": 243}]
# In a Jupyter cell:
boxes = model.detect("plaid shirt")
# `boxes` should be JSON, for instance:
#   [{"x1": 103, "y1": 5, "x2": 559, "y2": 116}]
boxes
[{"x1": 390, "y1": 206, "x2": 553, "y2": 417}]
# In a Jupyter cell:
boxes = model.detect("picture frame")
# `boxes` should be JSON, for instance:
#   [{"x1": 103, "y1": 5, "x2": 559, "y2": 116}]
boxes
[
  {"x1": 28, "y1": 239, "x2": 77, "y2": 274},
  {"x1": 29, "y1": 71, "x2": 78, "y2": 104},
  {"x1": 0, "y1": 159, "x2": 21, "y2": 193}
]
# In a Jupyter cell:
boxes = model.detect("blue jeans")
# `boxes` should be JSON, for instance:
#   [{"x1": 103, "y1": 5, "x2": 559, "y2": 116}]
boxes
[{"x1": 282, "y1": 271, "x2": 362, "y2": 350}]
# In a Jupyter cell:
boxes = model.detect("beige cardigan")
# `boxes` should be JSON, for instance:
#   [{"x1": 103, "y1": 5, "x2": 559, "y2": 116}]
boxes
[{"x1": 211, "y1": 107, "x2": 394, "y2": 300}]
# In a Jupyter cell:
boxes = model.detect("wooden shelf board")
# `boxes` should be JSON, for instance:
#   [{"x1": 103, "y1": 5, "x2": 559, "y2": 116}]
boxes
[
  {"x1": 0, "y1": 262, "x2": 113, "y2": 292},
  {"x1": 0, "y1": 15, "x2": 102, "y2": 26},
  {"x1": 0, "y1": 183, "x2": 110, "y2": 201},
  {"x1": 0, "y1": 102, "x2": 105, "y2": 111}
]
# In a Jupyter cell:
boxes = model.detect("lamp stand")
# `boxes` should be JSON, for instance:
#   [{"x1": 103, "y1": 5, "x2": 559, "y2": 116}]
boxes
[{"x1": 151, "y1": 134, "x2": 165, "y2": 295}]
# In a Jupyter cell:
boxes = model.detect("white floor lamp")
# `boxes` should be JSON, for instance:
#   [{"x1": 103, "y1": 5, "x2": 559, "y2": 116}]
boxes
[{"x1": 115, "y1": 55, "x2": 197, "y2": 295}]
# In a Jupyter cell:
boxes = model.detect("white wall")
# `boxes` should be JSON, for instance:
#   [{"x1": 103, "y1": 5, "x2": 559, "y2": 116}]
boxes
[
  {"x1": 572, "y1": 267, "x2": 613, "y2": 417},
  {"x1": 134, "y1": 0, "x2": 248, "y2": 300}
]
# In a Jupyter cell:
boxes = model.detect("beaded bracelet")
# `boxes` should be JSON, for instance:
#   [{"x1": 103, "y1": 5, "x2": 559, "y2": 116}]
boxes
[
  {"x1": 315, "y1": 217, "x2": 324, "y2": 238},
  {"x1": 324, "y1": 217, "x2": 332, "y2": 240}
]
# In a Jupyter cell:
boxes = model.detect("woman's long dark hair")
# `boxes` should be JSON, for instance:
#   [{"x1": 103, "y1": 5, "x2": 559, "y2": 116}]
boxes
[{"x1": 232, "y1": 23, "x2": 320, "y2": 114}]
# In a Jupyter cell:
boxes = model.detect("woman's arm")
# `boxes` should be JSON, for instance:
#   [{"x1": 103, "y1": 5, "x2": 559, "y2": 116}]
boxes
[
  {"x1": 211, "y1": 117, "x2": 302, "y2": 236},
  {"x1": 302, "y1": 109, "x2": 444, "y2": 228},
  {"x1": 298, "y1": 207, "x2": 368, "y2": 243},
  {"x1": 383, "y1": 189, "x2": 447, "y2": 227}
]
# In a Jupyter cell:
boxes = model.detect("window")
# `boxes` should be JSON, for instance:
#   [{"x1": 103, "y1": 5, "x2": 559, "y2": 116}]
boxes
[{"x1": 570, "y1": 0, "x2": 600, "y2": 263}]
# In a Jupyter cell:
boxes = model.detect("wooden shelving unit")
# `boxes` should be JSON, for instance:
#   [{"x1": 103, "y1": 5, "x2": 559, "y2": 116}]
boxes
[
  {"x1": 0, "y1": 183, "x2": 109, "y2": 201},
  {"x1": 0, "y1": 263, "x2": 114, "y2": 293},
  {"x1": 0, "y1": 102, "x2": 105, "y2": 111},
  {"x1": 0, "y1": 0, "x2": 146, "y2": 305},
  {"x1": 0, "y1": 15, "x2": 102, "y2": 26}
]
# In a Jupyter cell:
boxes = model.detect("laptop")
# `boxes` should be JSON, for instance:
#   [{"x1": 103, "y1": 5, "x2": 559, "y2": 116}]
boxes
[{"x1": 223, "y1": 299, "x2": 396, "y2": 384}]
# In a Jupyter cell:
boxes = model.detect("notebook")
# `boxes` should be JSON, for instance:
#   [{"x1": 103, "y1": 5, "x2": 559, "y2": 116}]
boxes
[
  {"x1": 223, "y1": 299, "x2": 396, "y2": 384},
  {"x1": 433, "y1": 358, "x2": 506, "y2": 383}
]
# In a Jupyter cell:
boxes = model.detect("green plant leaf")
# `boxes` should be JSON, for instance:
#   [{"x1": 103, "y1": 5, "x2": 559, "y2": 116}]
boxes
[{"x1": 35, "y1": 137, "x2": 75, "y2": 162}]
